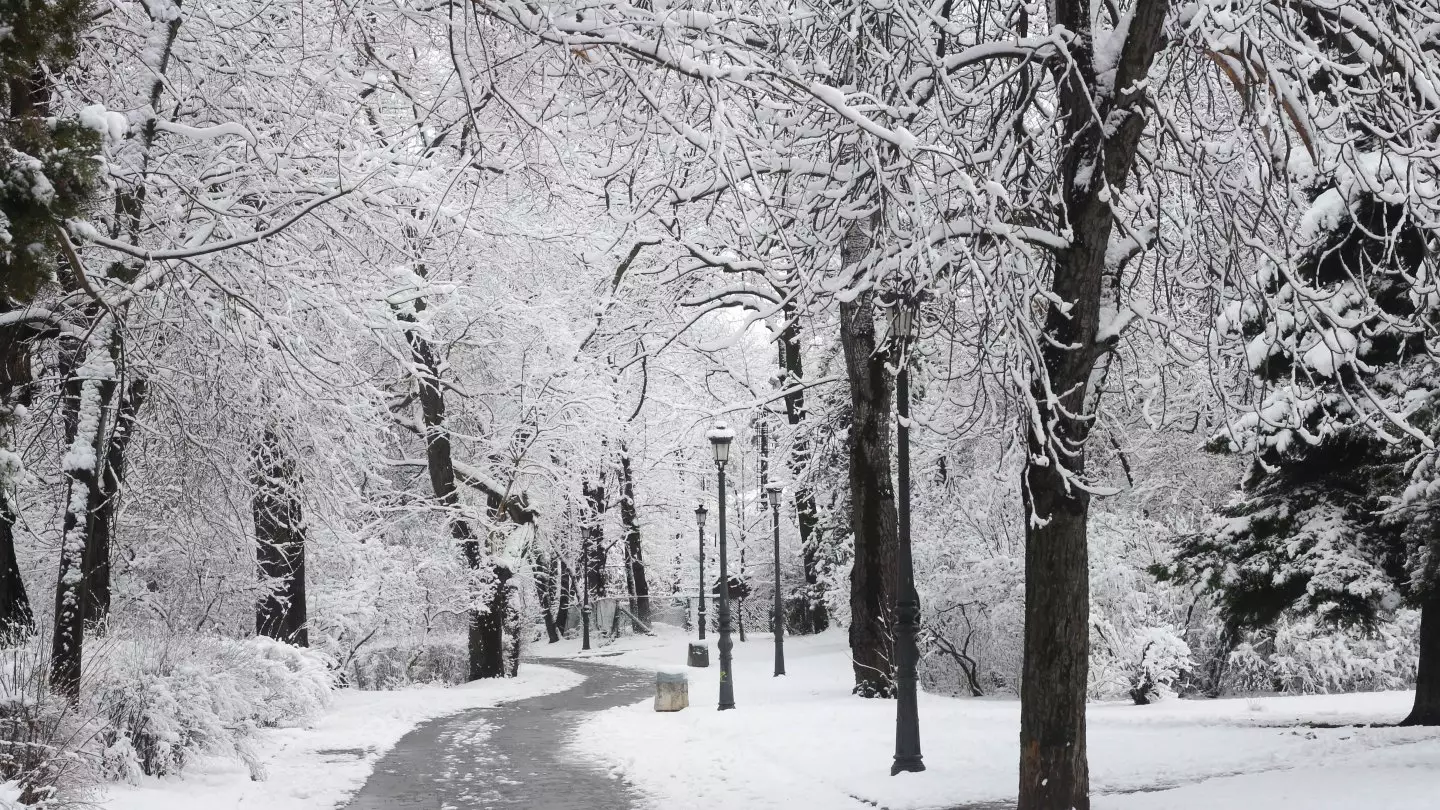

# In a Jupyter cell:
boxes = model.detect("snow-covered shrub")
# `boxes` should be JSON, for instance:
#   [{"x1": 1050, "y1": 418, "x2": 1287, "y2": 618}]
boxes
[
  {"x1": 1224, "y1": 612, "x2": 1419, "y2": 695},
  {"x1": 922, "y1": 555, "x2": 1025, "y2": 696},
  {"x1": 347, "y1": 638, "x2": 468, "y2": 690},
  {"x1": 0, "y1": 644, "x2": 98, "y2": 806},
  {"x1": 95, "y1": 635, "x2": 332, "y2": 781},
  {"x1": 1087, "y1": 512, "x2": 1200, "y2": 703},
  {"x1": 1092, "y1": 623, "x2": 1193, "y2": 704}
]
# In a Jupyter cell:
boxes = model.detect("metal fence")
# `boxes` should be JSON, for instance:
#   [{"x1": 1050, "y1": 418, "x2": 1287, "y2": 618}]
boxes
[{"x1": 558, "y1": 595, "x2": 695, "y2": 640}]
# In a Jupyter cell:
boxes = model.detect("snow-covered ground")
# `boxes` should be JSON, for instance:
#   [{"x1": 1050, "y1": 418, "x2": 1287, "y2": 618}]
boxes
[
  {"x1": 101, "y1": 662, "x2": 582, "y2": 810},
  {"x1": 557, "y1": 627, "x2": 1440, "y2": 810}
]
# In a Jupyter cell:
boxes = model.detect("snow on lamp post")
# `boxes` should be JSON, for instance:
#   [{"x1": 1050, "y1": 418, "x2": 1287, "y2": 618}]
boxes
[
  {"x1": 695, "y1": 502, "x2": 708, "y2": 641},
  {"x1": 707, "y1": 421, "x2": 737, "y2": 710},
  {"x1": 887, "y1": 290, "x2": 925, "y2": 775},
  {"x1": 766, "y1": 483, "x2": 786, "y2": 677}
]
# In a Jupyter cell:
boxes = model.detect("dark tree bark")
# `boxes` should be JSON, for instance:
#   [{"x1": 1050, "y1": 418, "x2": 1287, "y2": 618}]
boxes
[
  {"x1": 51, "y1": 326, "x2": 119, "y2": 700},
  {"x1": 57, "y1": 310, "x2": 135, "y2": 635},
  {"x1": 535, "y1": 548, "x2": 561, "y2": 644},
  {"x1": 51, "y1": 350, "x2": 111, "y2": 697},
  {"x1": 84, "y1": 377, "x2": 145, "y2": 631},
  {"x1": 1403, "y1": 591, "x2": 1440, "y2": 725},
  {"x1": 470, "y1": 562, "x2": 513, "y2": 679},
  {"x1": 582, "y1": 477, "x2": 608, "y2": 597},
  {"x1": 618, "y1": 450, "x2": 650, "y2": 624},
  {"x1": 0, "y1": 322, "x2": 35, "y2": 645},
  {"x1": 404, "y1": 303, "x2": 498, "y2": 678},
  {"x1": 838, "y1": 224, "x2": 898, "y2": 697},
  {"x1": 555, "y1": 561, "x2": 573, "y2": 634},
  {"x1": 252, "y1": 429, "x2": 308, "y2": 647},
  {"x1": 397, "y1": 286, "x2": 530, "y2": 679},
  {"x1": 778, "y1": 303, "x2": 827, "y2": 634},
  {"x1": 1018, "y1": 2, "x2": 1169, "y2": 807},
  {"x1": 0, "y1": 488, "x2": 32, "y2": 645}
]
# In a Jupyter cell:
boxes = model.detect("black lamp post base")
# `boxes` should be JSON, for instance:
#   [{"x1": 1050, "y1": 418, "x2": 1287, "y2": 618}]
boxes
[{"x1": 891, "y1": 757, "x2": 926, "y2": 775}]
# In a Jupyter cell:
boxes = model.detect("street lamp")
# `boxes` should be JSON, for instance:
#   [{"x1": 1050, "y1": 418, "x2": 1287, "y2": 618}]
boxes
[
  {"x1": 706, "y1": 421, "x2": 736, "y2": 710},
  {"x1": 581, "y1": 566, "x2": 592, "y2": 652},
  {"x1": 888, "y1": 291, "x2": 925, "y2": 775},
  {"x1": 695, "y1": 502, "x2": 708, "y2": 641},
  {"x1": 766, "y1": 483, "x2": 786, "y2": 677}
]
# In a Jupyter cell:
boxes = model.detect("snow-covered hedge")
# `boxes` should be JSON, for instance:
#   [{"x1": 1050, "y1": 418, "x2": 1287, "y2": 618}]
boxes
[{"x1": 96, "y1": 635, "x2": 333, "y2": 782}]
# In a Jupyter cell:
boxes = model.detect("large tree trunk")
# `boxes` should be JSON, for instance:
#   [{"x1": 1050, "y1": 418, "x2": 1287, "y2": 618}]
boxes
[
  {"x1": 399, "y1": 290, "x2": 516, "y2": 678},
  {"x1": 51, "y1": 322, "x2": 117, "y2": 700},
  {"x1": 535, "y1": 548, "x2": 561, "y2": 644},
  {"x1": 619, "y1": 450, "x2": 650, "y2": 624},
  {"x1": 555, "y1": 561, "x2": 573, "y2": 634},
  {"x1": 838, "y1": 223, "x2": 898, "y2": 697},
  {"x1": 252, "y1": 430, "x2": 308, "y2": 646},
  {"x1": 470, "y1": 561, "x2": 513, "y2": 679},
  {"x1": 84, "y1": 378, "x2": 145, "y2": 632},
  {"x1": 0, "y1": 488, "x2": 32, "y2": 645},
  {"x1": 778, "y1": 302, "x2": 827, "y2": 634},
  {"x1": 1403, "y1": 591, "x2": 1440, "y2": 725},
  {"x1": 583, "y1": 477, "x2": 607, "y2": 597},
  {"x1": 1019, "y1": 456, "x2": 1091, "y2": 809},
  {"x1": 1018, "y1": 2, "x2": 1168, "y2": 807},
  {"x1": 0, "y1": 337, "x2": 33, "y2": 644}
]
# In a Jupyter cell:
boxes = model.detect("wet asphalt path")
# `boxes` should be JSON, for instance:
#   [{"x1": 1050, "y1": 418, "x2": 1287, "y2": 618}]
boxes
[{"x1": 344, "y1": 658, "x2": 651, "y2": 810}]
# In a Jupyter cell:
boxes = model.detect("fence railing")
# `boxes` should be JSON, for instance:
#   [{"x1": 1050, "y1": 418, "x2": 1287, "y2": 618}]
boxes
[{"x1": 556, "y1": 594, "x2": 771, "y2": 643}]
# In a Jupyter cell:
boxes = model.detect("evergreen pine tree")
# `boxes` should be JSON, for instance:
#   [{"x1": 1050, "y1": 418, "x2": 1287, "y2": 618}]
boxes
[{"x1": 1161, "y1": 166, "x2": 1440, "y2": 720}]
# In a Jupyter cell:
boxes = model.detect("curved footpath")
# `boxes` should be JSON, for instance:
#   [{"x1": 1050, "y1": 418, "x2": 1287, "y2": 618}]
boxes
[{"x1": 345, "y1": 658, "x2": 651, "y2": 810}]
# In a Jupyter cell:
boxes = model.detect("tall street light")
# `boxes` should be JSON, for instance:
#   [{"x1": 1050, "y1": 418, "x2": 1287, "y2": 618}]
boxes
[
  {"x1": 766, "y1": 483, "x2": 786, "y2": 677},
  {"x1": 888, "y1": 291, "x2": 925, "y2": 775},
  {"x1": 707, "y1": 421, "x2": 736, "y2": 710},
  {"x1": 695, "y1": 502, "x2": 708, "y2": 640}
]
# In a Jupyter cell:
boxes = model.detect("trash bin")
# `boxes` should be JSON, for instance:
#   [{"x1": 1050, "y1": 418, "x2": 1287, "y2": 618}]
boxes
[
  {"x1": 655, "y1": 669, "x2": 689, "y2": 712},
  {"x1": 687, "y1": 642, "x2": 710, "y2": 668}
]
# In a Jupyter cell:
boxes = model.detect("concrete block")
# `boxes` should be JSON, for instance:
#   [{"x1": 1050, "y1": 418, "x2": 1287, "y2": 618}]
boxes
[{"x1": 655, "y1": 669, "x2": 689, "y2": 712}]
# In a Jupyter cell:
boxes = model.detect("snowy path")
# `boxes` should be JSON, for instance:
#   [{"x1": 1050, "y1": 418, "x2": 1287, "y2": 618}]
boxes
[{"x1": 344, "y1": 659, "x2": 650, "y2": 810}]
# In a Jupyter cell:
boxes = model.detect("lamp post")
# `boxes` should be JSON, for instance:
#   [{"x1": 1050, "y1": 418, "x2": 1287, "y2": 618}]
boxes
[
  {"x1": 707, "y1": 421, "x2": 736, "y2": 710},
  {"x1": 581, "y1": 558, "x2": 592, "y2": 652},
  {"x1": 695, "y1": 503, "x2": 708, "y2": 641},
  {"x1": 888, "y1": 292, "x2": 924, "y2": 775},
  {"x1": 766, "y1": 483, "x2": 786, "y2": 677}
]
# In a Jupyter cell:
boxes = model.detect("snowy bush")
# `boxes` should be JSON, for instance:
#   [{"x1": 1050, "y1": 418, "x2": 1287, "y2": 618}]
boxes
[
  {"x1": 1223, "y1": 612, "x2": 1419, "y2": 696},
  {"x1": 922, "y1": 554, "x2": 1025, "y2": 697},
  {"x1": 347, "y1": 638, "x2": 468, "y2": 690},
  {"x1": 95, "y1": 635, "x2": 332, "y2": 782},
  {"x1": 1085, "y1": 512, "x2": 1201, "y2": 703},
  {"x1": 1092, "y1": 624, "x2": 1193, "y2": 705},
  {"x1": 0, "y1": 646, "x2": 96, "y2": 806}
]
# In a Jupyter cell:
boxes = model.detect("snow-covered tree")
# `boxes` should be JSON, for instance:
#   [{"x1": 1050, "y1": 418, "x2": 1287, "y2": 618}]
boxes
[{"x1": 1164, "y1": 0, "x2": 1440, "y2": 725}]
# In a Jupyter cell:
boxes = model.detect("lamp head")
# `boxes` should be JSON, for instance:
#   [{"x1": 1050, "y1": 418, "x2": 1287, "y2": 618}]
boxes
[
  {"x1": 766, "y1": 483, "x2": 783, "y2": 509},
  {"x1": 706, "y1": 421, "x2": 735, "y2": 466},
  {"x1": 888, "y1": 299, "x2": 914, "y2": 342},
  {"x1": 695, "y1": 502, "x2": 708, "y2": 527}
]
